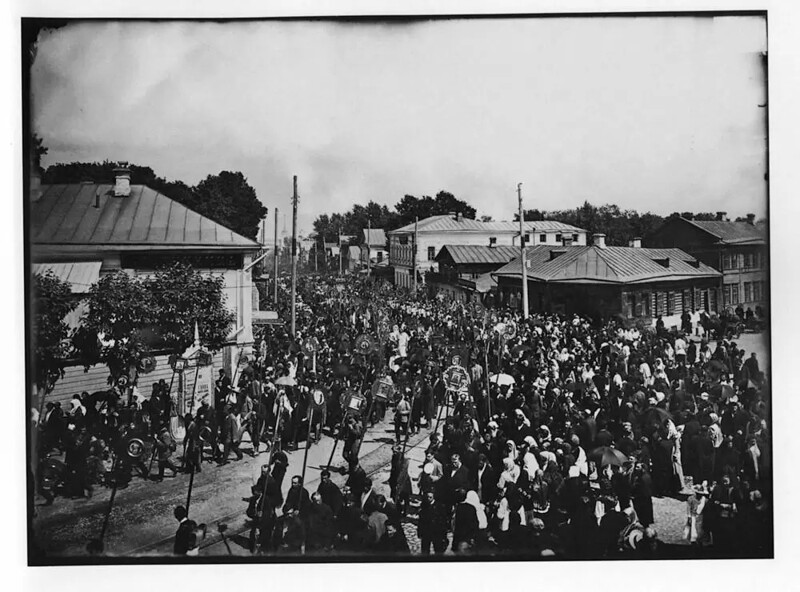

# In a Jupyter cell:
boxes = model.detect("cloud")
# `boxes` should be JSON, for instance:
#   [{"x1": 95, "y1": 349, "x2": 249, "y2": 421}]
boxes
[{"x1": 31, "y1": 16, "x2": 768, "y2": 233}]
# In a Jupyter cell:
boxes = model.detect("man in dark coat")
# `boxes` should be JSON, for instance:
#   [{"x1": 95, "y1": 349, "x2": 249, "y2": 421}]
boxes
[
  {"x1": 472, "y1": 453, "x2": 499, "y2": 505},
  {"x1": 283, "y1": 475, "x2": 311, "y2": 518},
  {"x1": 317, "y1": 469, "x2": 344, "y2": 517},
  {"x1": 417, "y1": 489, "x2": 449, "y2": 555},
  {"x1": 247, "y1": 463, "x2": 283, "y2": 553},
  {"x1": 443, "y1": 452, "x2": 471, "y2": 508},
  {"x1": 306, "y1": 492, "x2": 336, "y2": 552},
  {"x1": 173, "y1": 505, "x2": 199, "y2": 555}
]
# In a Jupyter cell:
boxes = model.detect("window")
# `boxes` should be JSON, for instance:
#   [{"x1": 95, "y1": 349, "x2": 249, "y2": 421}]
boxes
[
  {"x1": 731, "y1": 284, "x2": 740, "y2": 305},
  {"x1": 555, "y1": 233, "x2": 562, "y2": 243},
  {"x1": 753, "y1": 281, "x2": 761, "y2": 302},
  {"x1": 573, "y1": 233, "x2": 579, "y2": 243},
  {"x1": 723, "y1": 284, "x2": 731, "y2": 306},
  {"x1": 744, "y1": 253, "x2": 755, "y2": 269},
  {"x1": 743, "y1": 282, "x2": 752, "y2": 302},
  {"x1": 427, "y1": 246, "x2": 436, "y2": 261},
  {"x1": 666, "y1": 291, "x2": 674, "y2": 315},
  {"x1": 399, "y1": 236, "x2": 408, "y2": 245},
  {"x1": 723, "y1": 253, "x2": 737, "y2": 270},
  {"x1": 539, "y1": 234, "x2": 546, "y2": 243},
  {"x1": 377, "y1": 251, "x2": 383, "y2": 262}
]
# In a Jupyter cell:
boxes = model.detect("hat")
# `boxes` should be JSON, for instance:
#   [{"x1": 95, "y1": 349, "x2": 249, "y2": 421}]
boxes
[
  {"x1": 487, "y1": 421, "x2": 499, "y2": 429},
  {"x1": 523, "y1": 436, "x2": 536, "y2": 447}
]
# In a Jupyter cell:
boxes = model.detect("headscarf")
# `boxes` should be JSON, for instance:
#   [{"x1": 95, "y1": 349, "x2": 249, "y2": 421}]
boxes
[
  {"x1": 505, "y1": 440, "x2": 518, "y2": 462},
  {"x1": 498, "y1": 457, "x2": 520, "y2": 488},
  {"x1": 70, "y1": 397, "x2": 86, "y2": 416},
  {"x1": 465, "y1": 490, "x2": 488, "y2": 529}
]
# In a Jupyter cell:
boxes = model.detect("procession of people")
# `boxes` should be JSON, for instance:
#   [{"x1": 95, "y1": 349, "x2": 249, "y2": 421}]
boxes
[{"x1": 33, "y1": 271, "x2": 772, "y2": 559}]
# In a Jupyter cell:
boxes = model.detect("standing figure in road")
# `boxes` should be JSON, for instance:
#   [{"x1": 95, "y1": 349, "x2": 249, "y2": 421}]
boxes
[
  {"x1": 219, "y1": 405, "x2": 244, "y2": 465},
  {"x1": 154, "y1": 426, "x2": 179, "y2": 481}
]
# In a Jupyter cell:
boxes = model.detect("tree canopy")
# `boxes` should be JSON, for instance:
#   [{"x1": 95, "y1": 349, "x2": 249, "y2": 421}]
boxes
[
  {"x1": 75, "y1": 265, "x2": 234, "y2": 383},
  {"x1": 516, "y1": 201, "x2": 666, "y2": 247},
  {"x1": 32, "y1": 271, "x2": 76, "y2": 394},
  {"x1": 42, "y1": 160, "x2": 267, "y2": 240},
  {"x1": 312, "y1": 191, "x2": 478, "y2": 244}
]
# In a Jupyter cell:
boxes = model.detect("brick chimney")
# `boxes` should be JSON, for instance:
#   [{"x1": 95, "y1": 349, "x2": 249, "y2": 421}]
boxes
[
  {"x1": 113, "y1": 163, "x2": 131, "y2": 197},
  {"x1": 456, "y1": 212, "x2": 463, "y2": 222},
  {"x1": 593, "y1": 233, "x2": 606, "y2": 249},
  {"x1": 746, "y1": 213, "x2": 755, "y2": 225},
  {"x1": 630, "y1": 237, "x2": 642, "y2": 248},
  {"x1": 716, "y1": 211, "x2": 727, "y2": 221}
]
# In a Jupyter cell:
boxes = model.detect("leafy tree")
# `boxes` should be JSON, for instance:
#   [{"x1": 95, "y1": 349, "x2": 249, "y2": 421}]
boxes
[
  {"x1": 145, "y1": 263, "x2": 235, "y2": 353},
  {"x1": 517, "y1": 201, "x2": 667, "y2": 246},
  {"x1": 32, "y1": 271, "x2": 76, "y2": 404},
  {"x1": 192, "y1": 171, "x2": 267, "y2": 240},
  {"x1": 78, "y1": 271, "x2": 156, "y2": 383},
  {"x1": 393, "y1": 191, "x2": 476, "y2": 228}
]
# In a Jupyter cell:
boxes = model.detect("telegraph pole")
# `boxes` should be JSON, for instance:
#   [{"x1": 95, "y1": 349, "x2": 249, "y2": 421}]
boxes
[
  {"x1": 412, "y1": 216, "x2": 418, "y2": 292},
  {"x1": 367, "y1": 218, "x2": 371, "y2": 277},
  {"x1": 273, "y1": 207, "x2": 279, "y2": 304},
  {"x1": 290, "y1": 176, "x2": 298, "y2": 337},
  {"x1": 518, "y1": 183, "x2": 529, "y2": 319},
  {"x1": 338, "y1": 228, "x2": 343, "y2": 276}
]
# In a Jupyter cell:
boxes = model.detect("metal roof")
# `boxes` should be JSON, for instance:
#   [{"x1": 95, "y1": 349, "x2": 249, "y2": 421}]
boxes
[
  {"x1": 493, "y1": 246, "x2": 721, "y2": 285},
  {"x1": 363, "y1": 228, "x2": 386, "y2": 246},
  {"x1": 33, "y1": 261, "x2": 102, "y2": 293},
  {"x1": 388, "y1": 214, "x2": 586, "y2": 235},
  {"x1": 684, "y1": 219, "x2": 766, "y2": 245},
  {"x1": 31, "y1": 184, "x2": 260, "y2": 250},
  {"x1": 436, "y1": 245, "x2": 519, "y2": 265}
]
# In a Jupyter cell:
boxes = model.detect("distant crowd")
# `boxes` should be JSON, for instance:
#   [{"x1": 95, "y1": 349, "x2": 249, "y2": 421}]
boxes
[{"x1": 33, "y1": 273, "x2": 772, "y2": 558}]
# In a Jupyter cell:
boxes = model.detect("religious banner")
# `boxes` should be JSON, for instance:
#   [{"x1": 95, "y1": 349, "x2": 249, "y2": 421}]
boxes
[
  {"x1": 371, "y1": 376, "x2": 396, "y2": 402},
  {"x1": 443, "y1": 363, "x2": 470, "y2": 393},
  {"x1": 354, "y1": 333, "x2": 376, "y2": 356}
]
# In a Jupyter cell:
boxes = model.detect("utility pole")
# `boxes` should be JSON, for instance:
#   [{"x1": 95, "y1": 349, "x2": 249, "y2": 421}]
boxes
[
  {"x1": 273, "y1": 207, "x2": 279, "y2": 304},
  {"x1": 338, "y1": 227, "x2": 343, "y2": 276},
  {"x1": 290, "y1": 176, "x2": 298, "y2": 337},
  {"x1": 518, "y1": 183, "x2": 529, "y2": 319},
  {"x1": 367, "y1": 218, "x2": 371, "y2": 277},
  {"x1": 412, "y1": 216, "x2": 418, "y2": 292}
]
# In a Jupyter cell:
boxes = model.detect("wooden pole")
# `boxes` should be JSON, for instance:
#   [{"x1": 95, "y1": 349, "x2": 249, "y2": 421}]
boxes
[
  {"x1": 300, "y1": 403, "x2": 312, "y2": 485},
  {"x1": 412, "y1": 216, "x2": 418, "y2": 293},
  {"x1": 185, "y1": 434, "x2": 196, "y2": 514},
  {"x1": 518, "y1": 182, "x2": 529, "y2": 319},
  {"x1": 367, "y1": 218, "x2": 371, "y2": 277},
  {"x1": 273, "y1": 208, "x2": 279, "y2": 304},
  {"x1": 291, "y1": 176, "x2": 298, "y2": 337}
]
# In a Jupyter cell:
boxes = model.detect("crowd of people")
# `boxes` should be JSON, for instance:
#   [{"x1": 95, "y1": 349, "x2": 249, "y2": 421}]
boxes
[{"x1": 33, "y1": 272, "x2": 772, "y2": 559}]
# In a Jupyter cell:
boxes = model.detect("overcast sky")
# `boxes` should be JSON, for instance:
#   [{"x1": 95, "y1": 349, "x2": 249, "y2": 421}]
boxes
[{"x1": 31, "y1": 16, "x2": 767, "y2": 236}]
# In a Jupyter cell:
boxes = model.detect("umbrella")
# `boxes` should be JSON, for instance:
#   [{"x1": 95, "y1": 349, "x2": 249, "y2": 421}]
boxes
[
  {"x1": 511, "y1": 344, "x2": 531, "y2": 357},
  {"x1": 274, "y1": 376, "x2": 297, "y2": 387},
  {"x1": 639, "y1": 407, "x2": 672, "y2": 425},
  {"x1": 409, "y1": 348, "x2": 432, "y2": 363},
  {"x1": 708, "y1": 359, "x2": 728, "y2": 373},
  {"x1": 489, "y1": 373, "x2": 516, "y2": 386},
  {"x1": 589, "y1": 446, "x2": 628, "y2": 467}
]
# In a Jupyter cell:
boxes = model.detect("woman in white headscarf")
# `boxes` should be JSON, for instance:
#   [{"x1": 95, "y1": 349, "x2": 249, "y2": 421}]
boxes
[{"x1": 497, "y1": 457, "x2": 520, "y2": 491}]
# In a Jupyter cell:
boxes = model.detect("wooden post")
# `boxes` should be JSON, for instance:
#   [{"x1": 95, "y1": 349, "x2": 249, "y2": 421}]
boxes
[
  {"x1": 291, "y1": 176, "x2": 298, "y2": 337},
  {"x1": 273, "y1": 208, "x2": 279, "y2": 303}
]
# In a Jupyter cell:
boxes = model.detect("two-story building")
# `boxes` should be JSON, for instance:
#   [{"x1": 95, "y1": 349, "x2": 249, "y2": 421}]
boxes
[
  {"x1": 30, "y1": 165, "x2": 262, "y2": 409},
  {"x1": 361, "y1": 228, "x2": 388, "y2": 266},
  {"x1": 645, "y1": 213, "x2": 768, "y2": 313},
  {"x1": 387, "y1": 213, "x2": 587, "y2": 289}
]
